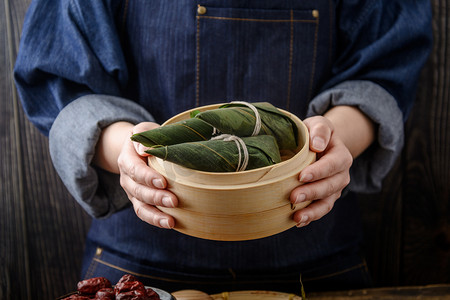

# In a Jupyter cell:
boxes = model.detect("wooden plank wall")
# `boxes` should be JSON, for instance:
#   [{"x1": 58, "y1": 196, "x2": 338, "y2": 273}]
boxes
[
  {"x1": 0, "y1": 0, "x2": 448, "y2": 299},
  {"x1": 357, "y1": 0, "x2": 450, "y2": 287},
  {"x1": 1, "y1": 1, "x2": 91, "y2": 299},
  {"x1": 402, "y1": 0, "x2": 450, "y2": 284}
]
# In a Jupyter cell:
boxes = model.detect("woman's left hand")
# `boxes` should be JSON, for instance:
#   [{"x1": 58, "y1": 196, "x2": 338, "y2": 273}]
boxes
[{"x1": 290, "y1": 115, "x2": 353, "y2": 227}]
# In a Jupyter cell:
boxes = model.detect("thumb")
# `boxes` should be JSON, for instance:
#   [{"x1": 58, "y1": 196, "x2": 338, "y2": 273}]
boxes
[
  {"x1": 132, "y1": 122, "x2": 161, "y2": 156},
  {"x1": 133, "y1": 121, "x2": 161, "y2": 134},
  {"x1": 303, "y1": 116, "x2": 334, "y2": 153}
]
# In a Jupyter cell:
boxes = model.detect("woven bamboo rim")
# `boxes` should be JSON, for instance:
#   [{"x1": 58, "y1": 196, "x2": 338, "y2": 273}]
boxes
[{"x1": 152, "y1": 104, "x2": 309, "y2": 185}]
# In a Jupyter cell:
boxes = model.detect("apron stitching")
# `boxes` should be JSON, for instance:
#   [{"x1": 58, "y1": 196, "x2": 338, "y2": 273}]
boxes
[
  {"x1": 84, "y1": 247, "x2": 103, "y2": 279},
  {"x1": 197, "y1": 16, "x2": 316, "y2": 23},
  {"x1": 302, "y1": 262, "x2": 366, "y2": 282},
  {"x1": 286, "y1": 10, "x2": 294, "y2": 109},
  {"x1": 196, "y1": 11, "x2": 317, "y2": 107},
  {"x1": 307, "y1": 13, "x2": 319, "y2": 101},
  {"x1": 195, "y1": 15, "x2": 201, "y2": 107},
  {"x1": 92, "y1": 257, "x2": 302, "y2": 285}
]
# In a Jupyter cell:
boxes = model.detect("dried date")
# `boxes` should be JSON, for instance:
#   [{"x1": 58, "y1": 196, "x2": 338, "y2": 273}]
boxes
[
  {"x1": 115, "y1": 280, "x2": 146, "y2": 294},
  {"x1": 77, "y1": 277, "x2": 112, "y2": 295},
  {"x1": 116, "y1": 289, "x2": 148, "y2": 300},
  {"x1": 62, "y1": 274, "x2": 160, "y2": 300},
  {"x1": 117, "y1": 274, "x2": 138, "y2": 284},
  {"x1": 114, "y1": 274, "x2": 149, "y2": 299},
  {"x1": 95, "y1": 287, "x2": 115, "y2": 299}
]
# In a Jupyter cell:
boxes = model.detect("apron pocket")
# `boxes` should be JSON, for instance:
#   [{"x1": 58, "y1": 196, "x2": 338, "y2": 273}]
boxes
[{"x1": 196, "y1": 6, "x2": 319, "y2": 115}]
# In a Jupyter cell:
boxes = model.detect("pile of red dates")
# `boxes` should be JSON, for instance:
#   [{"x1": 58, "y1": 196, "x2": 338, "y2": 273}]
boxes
[{"x1": 61, "y1": 274, "x2": 160, "y2": 299}]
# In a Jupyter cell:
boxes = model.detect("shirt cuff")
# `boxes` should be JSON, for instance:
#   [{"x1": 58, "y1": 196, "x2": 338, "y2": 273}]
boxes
[
  {"x1": 307, "y1": 80, "x2": 404, "y2": 193},
  {"x1": 49, "y1": 94, "x2": 154, "y2": 218}
]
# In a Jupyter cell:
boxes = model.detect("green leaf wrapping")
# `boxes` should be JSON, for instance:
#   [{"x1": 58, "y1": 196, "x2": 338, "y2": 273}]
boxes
[
  {"x1": 195, "y1": 102, "x2": 298, "y2": 150},
  {"x1": 131, "y1": 102, "x2": 299, "y2": 172},
  {"x1": 146, "y1": 135, "x2": 281, "y2": 172},
  {"x1": 131, "y1": 102, "x2": 298, "y2": 150},
  {"x1": 130, "y1": 118, "x2": 214, "y2": 147}
]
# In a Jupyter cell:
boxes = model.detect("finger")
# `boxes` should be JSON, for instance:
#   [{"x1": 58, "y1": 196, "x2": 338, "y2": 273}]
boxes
[
  {"x1": 120, "y1": 175, "x2": 177, "y2": 208},
  {"x1": 118, "y1": 139, "x2": 168, "y2": 188},
  {"x1": 293, "y1": 193, "x2": 340, "y2": 227},
  {"x1": 298, "y1": 139, "x2": 353, "y2": 183},
  {"x1": 290, "y1": 170, "x2": 349, "y2": 204},
  {"x1": 303, "y1": 116, "x2": 334, "y2": 152},
  {"x1": 132, "y1": 122, "x2": 161, "y2": 134},
  {"x1": 133, "y1": 142, "x2": 152, "y2": 157},
  {"x1": 132, "y1": 122, "x2": 161, "y2": 156},
  {"x1": 129, "y1": 197, "x2": 175, "y2": 229}
]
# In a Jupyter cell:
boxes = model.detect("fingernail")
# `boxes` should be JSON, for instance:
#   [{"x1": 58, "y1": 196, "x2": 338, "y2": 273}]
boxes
[
  {"x1": 295, "y1": 193, "x2": 306, "y2": 204},
  {"x1": 300, "y1": 173, "x2": 313, "y2": 182},
  {"x1": 162, "y1": 196, "x2": 174, "y2": 208},
  {"x1": 152, "y1": 178, "x2": 164, "y2": 189},
  {"x1": 312, "y1": 137, "x2": 326, "y2": 151},
  {"x1": 159, "y1": 218, "x2": 171, "y2": 229},
  {"x1": 296, "y1": 215, "x2": 309, "y2": 227},
  {"x1": 138, "y1": 144, "x2": 149, "y2": 155}
]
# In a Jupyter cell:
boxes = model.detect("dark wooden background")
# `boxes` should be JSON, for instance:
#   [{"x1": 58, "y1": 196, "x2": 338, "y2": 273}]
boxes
[{"x1": 1, "y1": 0, "x2": 449, "y2": 299}]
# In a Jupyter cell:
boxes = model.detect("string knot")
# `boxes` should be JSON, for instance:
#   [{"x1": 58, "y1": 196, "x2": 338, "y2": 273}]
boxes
[
  {"x1": 230, "y1": 101, "x2": 262, "y2": 136},
  {"x1": 211, "y1": 134, "x2": 249, "y2": 172},
  {"x1": 208, "y1": 101, "x2": 262, "y2": 172}
]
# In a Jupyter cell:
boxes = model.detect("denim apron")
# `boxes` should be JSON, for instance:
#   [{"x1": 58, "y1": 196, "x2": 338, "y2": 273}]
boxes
[{"x1": 82, "y1": 0, "x2": 372, "y2": 294}]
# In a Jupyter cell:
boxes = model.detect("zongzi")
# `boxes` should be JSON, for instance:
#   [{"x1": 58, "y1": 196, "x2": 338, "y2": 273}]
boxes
[
  {"x1": 130, "y1": 118, "x2": 214, "y2": 147},
  {"x1": 131, "y1": 102, "x2": 298, "y2": 150},
  {"x1": 146, "y1": 135, "x2": 281, "y2": 172},
  {"x1": 194, "y1": 102, "x2": 298, "y2": 150}
]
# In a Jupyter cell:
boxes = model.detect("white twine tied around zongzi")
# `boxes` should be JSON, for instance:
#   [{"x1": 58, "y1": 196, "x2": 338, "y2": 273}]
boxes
[
  {"x1": 210, "y1": 101, "x2": 262, "y2": 172},
  {"x1": 230, "y1": 101, "x2": 262, "y2": 136},
  {"x1": 211, "y1": 134, "x2": 249, "y2": 172}
]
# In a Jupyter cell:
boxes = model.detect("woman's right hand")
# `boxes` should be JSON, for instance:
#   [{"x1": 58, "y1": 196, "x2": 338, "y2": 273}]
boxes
[{"x1": 117, "y1": 122, "x2": 178, "y2": 229}]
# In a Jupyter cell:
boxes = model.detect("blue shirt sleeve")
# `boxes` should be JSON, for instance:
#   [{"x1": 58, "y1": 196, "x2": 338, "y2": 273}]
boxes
[
  {"x1": 14, "y1": 0, "x2": 127, "y2": 136},
  {"x1": 307, "y1": 1, "x2": 432, "y2": 193},
  {"x1": 308, "y1": 80, "x2": 404, "y2": 193},
  {"x1": 325, "y1": 0, "x2": 432, "y2": 119},
  {"x1": 49, "y1": 94, "x2": 154, "y2": 218}
]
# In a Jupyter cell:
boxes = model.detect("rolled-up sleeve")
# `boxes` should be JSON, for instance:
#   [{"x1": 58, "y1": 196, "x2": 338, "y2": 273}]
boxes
[
  {"x1": 308, "y1": 80, "x2": 402, "y2": 193},
  {"x1": 308, "y1": 0, "x2": 433, "y2": 192},
  {"x1": 49, "y1": 95, "x2": 154, "y2": 218},
  {"x1": 14, "y1": 0, "x2": 142, "y2": 217}
]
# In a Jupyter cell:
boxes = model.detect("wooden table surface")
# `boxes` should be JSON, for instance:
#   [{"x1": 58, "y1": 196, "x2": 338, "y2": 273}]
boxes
[
  {"x1": 306, "y1": 284, "x2": 450, "y2": 300},
  {"x1": 307, "y1": 284, "x2": 450, "y2": 299},
  {"x1": 173, "y1": 285, "x2": 450, "y2": 300}
]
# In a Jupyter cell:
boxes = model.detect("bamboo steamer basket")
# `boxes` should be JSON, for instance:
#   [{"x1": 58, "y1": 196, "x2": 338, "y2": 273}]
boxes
[
  {"x1": 148, "y1": 104, "x2": 316, "y2": 241},
  {"x1": 211, "y1": 290, "x2": 302, "y2": 299},
  {"x1": 172, "y1": 289, "x2": 302, "y2": 300}
]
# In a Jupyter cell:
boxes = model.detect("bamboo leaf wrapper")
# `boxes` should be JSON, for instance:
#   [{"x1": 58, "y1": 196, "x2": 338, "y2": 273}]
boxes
[
  {"x1": 130, "y1": 118, "x2": 214, "y2": 147},
  {"x1": 146, "y1": 135, "x2": 281, "y2": 172},
  {"x1": 195, "y1": 102, "x2": 298, "y2": 150},
  {"x1": 131, "y1": 102, "x2": 299, "y2": 172},
  {"x1": 131, "y1": 102, "x2": 297, "y2": 150}
]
